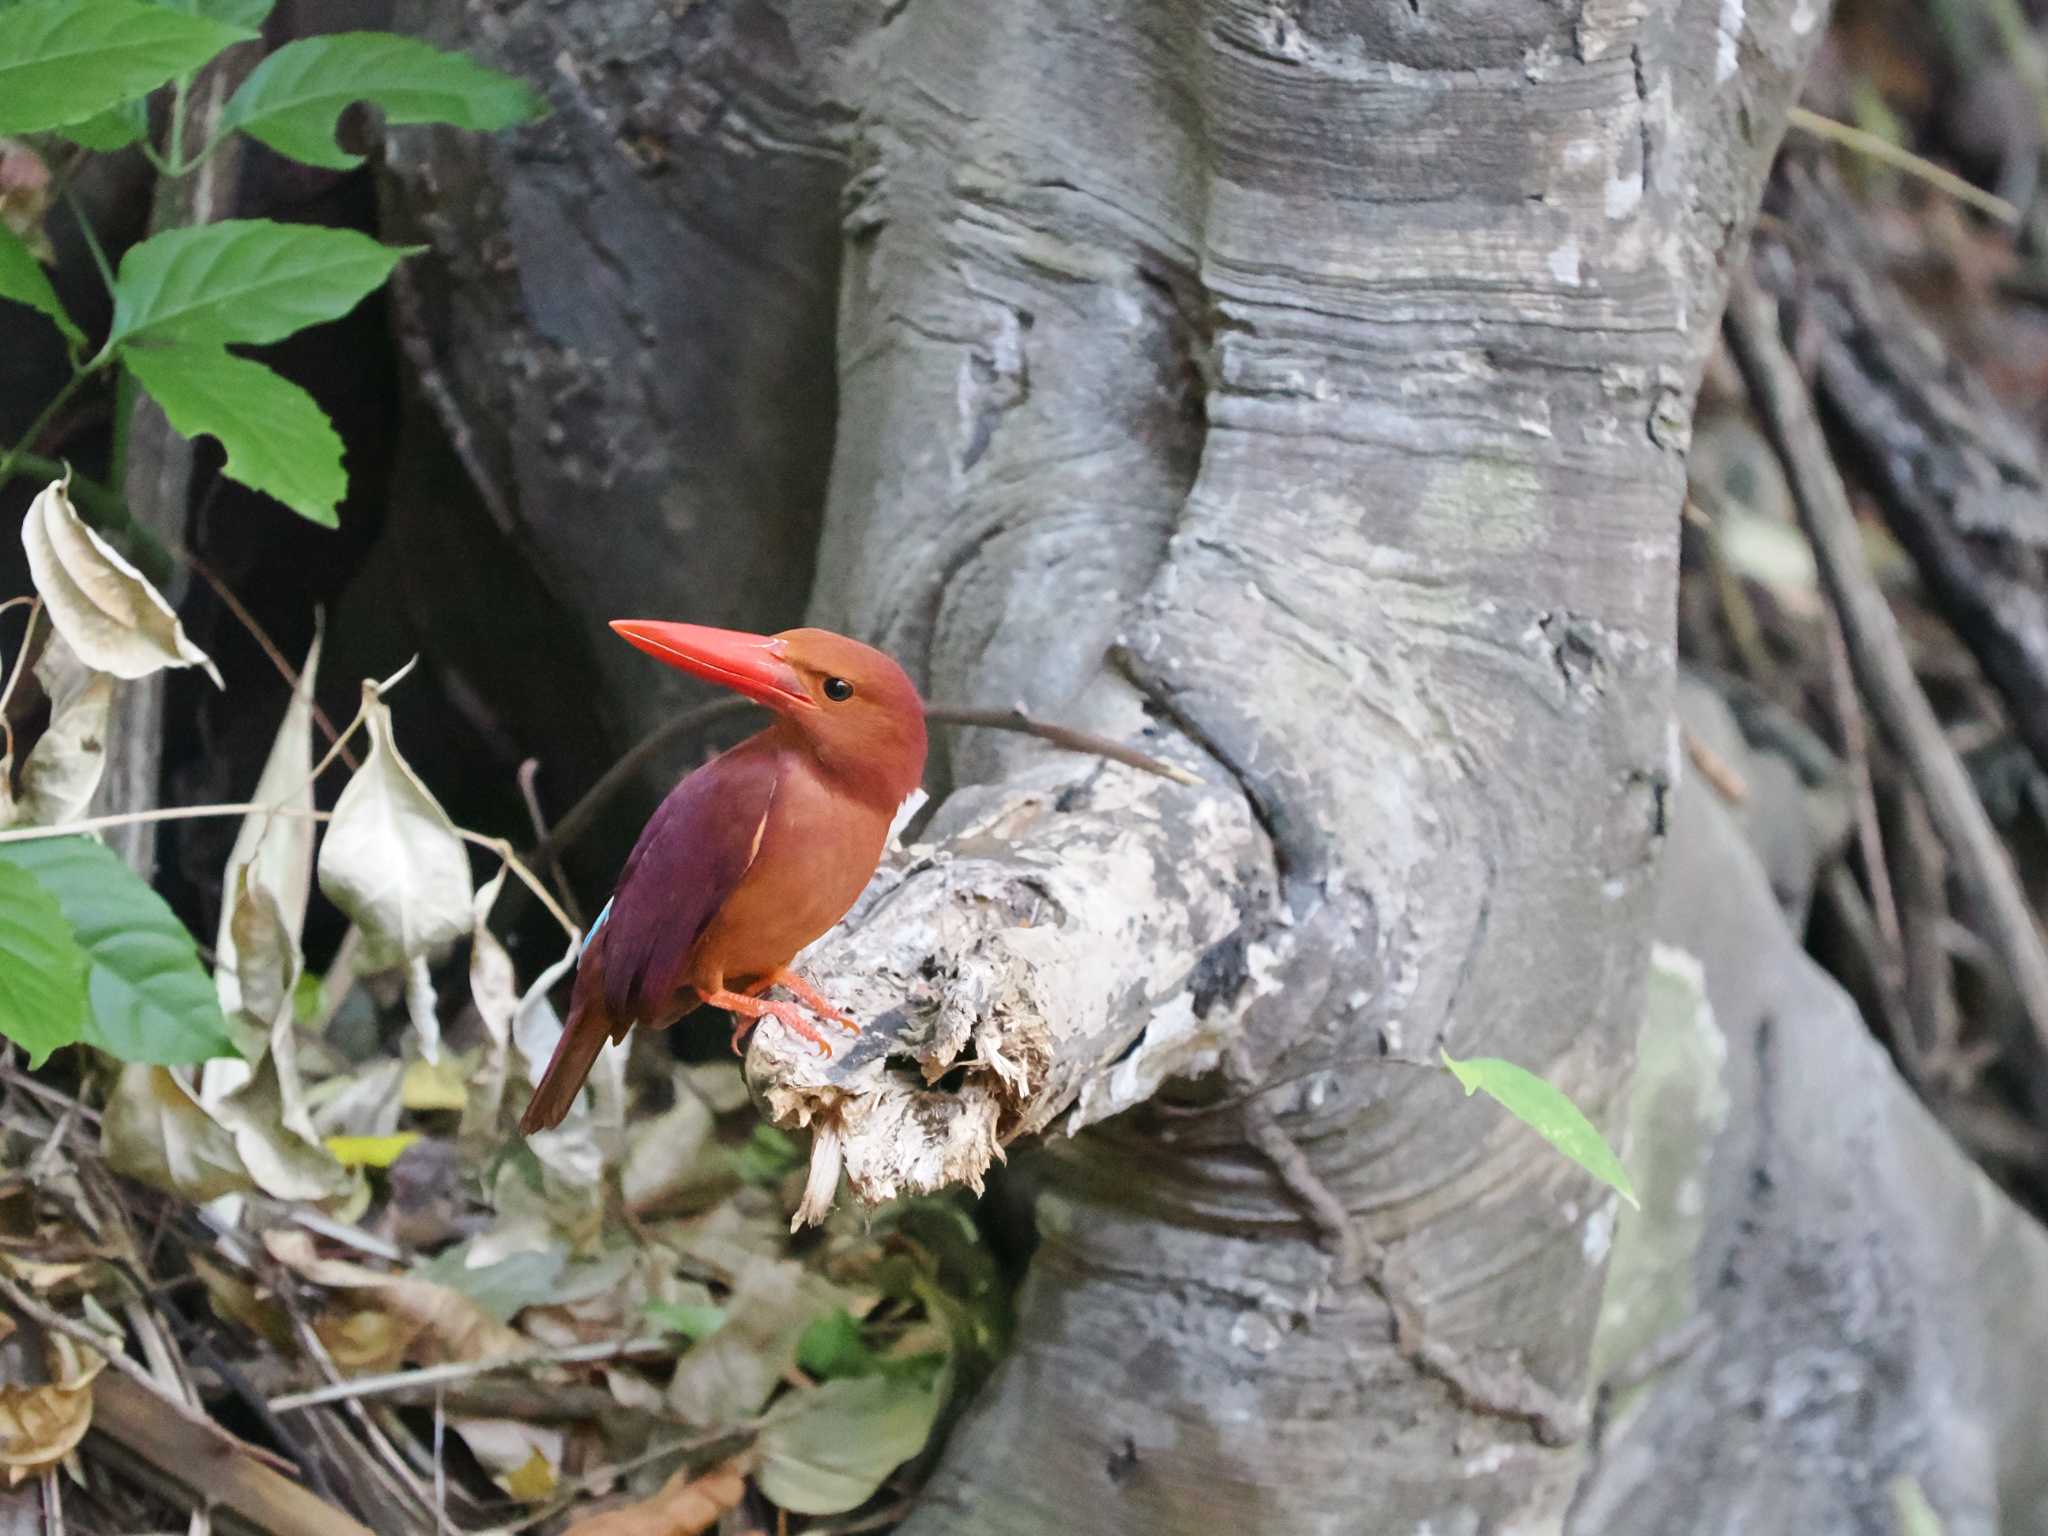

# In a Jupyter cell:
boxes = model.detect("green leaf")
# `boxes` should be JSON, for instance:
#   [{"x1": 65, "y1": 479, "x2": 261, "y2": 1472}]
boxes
[
  {"x1": 123, "y1": 343, "x2": 343, "y2": 525},
  {"x1": 155, "y1": 0, "x2": 274, "y2": 26},
  {"x1": 109, "y1": 219, "x2": 417, "y2": 349},
  {"x1": 219, "y1": 32, "x2": 543, "y2": 172},
  {"x1": 57, "y1": 93, "x2": 147, "y2": 150},
  {"x1": 1441, "y1": 1048, "x2": 1638, "y2": 1210},
  {"x1": 755, "y1": 1365, "x2": 949, "y2": 1516},
  {"x1": 732, "y1": 1122, "x2": 802, "y2": 1185},
  {"x1": 644, "y1": 1300, "x2": 727, "y2": 1342},
  {"x1": 0, "y1": 0, "x2": 253, "y2": 135},
  {"x1": 0, "y1": 836, "x2": 236, "y2": 1066},
  {"x1": 0, "y1": 860, "x2": 90, "y2": 1068},
  {"x1": 0, "y1": 218, "x2": 81, "y2": 346},
  {"x1": 796, "y1": 1307, "x2": 875, "y2": 1380}
]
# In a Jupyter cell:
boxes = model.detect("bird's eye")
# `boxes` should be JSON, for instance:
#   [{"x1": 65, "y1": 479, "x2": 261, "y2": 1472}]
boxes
[{"x1": 823, "y1": 676, "x2": 854, "y2": 702}]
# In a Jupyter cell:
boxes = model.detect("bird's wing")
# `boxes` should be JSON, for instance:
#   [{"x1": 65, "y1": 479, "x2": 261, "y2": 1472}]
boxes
[{"x1": 599, "y1": 738, "x2": 782, "y2": 1025}]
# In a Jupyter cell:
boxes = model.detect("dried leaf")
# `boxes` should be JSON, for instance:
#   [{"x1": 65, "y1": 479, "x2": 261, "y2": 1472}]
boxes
[
  {"x1": 20, "y1": 477, "x2": 221, "y2": 685},
  {"x1": 200, "y1": 879, "x2": 347, "y2": 1203},
  {"x1": 0, "y1": 1329, "x2": 105, "y2": 1475},
  {"x1": 216, "y1": 629, "x2": 319, "y2": 1018},
  {"x1": 562, "y1": 1458, "x2": 748, "y2": 1536},
  {"x1": 264, "y1": 1229, "x2": 527, "y2": 1368},
  {"x1": 101, "y1": 1064, "x2": 251, "y2": 1203},
  {"x1": 316, "y1": 679, "x2": 470, "y2": 977},
  {"x1": 14, "y1": 631, "x2": 112, "y2": 828},
  {"x1": 452, "y1": 1418, "x2": 560, "y2": 1502}
]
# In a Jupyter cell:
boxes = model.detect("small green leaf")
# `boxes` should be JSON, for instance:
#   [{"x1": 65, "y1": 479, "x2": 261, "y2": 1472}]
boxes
[
  {"x1": 644, "y1": 1300, "x2": 727, "y2": 1342},
  {"x1": 0, "y1": 859, "x2": 90, "y2": 1067},
  {"x1": 0, "y1": 0, "x2": 253, "y2": 135},
  {"x1": 123, "y1": 343, "x2": 344, "y2": 525},
  {"x1": 109, "y1": 219, "x2": 418, "y2": 349},
  {"x1": 0, "y1": 836, "x2": 236, "y2": 1066},
  {"x1": 796, "y1": 1307, "x2": 875, "y2": 1380},
  {"x1": 0, "y1": 219, "x2": 81, "y2": 346},
  {"x1": 1440, "y1": 1048, "x2": 1638, "y2": 1210},
  {"x1": 219, "y1": 32, "x2": 544, "y2": 172},
  {"x1": 57, "y1": 93, "x2": 147, "y2": 150},
  {"x1": 755, "y1": 1365, "x2": 949, "y2": 1516}
]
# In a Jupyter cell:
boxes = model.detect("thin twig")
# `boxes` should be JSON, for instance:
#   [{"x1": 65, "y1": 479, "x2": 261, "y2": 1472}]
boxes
[
  {"x1": 532, "y1": 696, "x2": 752, "y2": 864},
  {"x1": 926, "y1": 704, "x2": 1203, "y2": 786},
  {"x1": 1785, "y1": 106, "x2": 2021, "y2": 226},
  {"x1": 284, "y1": 1304, "x2": 442, "y2": 1526},
  {"x1": 1726, "y1": 272, "x2": 2048, "y2": 1106},
  {"x1": 39, "y1": 1466, "x2": 60, "y2": 1536},
  {"x1": 0, "y1": 599, "x2": 41, "y2": 764},
  {"x1": 181, "y1": 553, "x2": 356, "y2": 763},
  {"x1": 268, "y1": 1335, "x2": 673, "y2": 1413},
  {"x1": 0, "y1": 1062, "x2": 101, "y2": 1125},
  {"x1": 516, "y1": 758, "x2": 583, "y2": 925},
  {"x1": 1823, "y1": 607, "x2": 1908, "y2": 1026}
]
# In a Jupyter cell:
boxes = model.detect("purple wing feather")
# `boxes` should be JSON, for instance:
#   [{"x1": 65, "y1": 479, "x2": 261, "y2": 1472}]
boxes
[{"x1": 598, "y1": 738, "x2": 780, "y2": 1024}]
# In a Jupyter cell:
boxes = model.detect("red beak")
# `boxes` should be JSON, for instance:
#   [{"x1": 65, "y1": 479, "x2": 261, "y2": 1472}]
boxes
[{"x1": 609, "y1": 620, "x2": 814, "y2": 712}]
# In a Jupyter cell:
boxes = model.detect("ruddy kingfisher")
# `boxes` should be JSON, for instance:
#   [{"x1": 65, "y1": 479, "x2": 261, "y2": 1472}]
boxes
[{"x1": 521, "y1": 622, "x2": 927, "y2": 1133}]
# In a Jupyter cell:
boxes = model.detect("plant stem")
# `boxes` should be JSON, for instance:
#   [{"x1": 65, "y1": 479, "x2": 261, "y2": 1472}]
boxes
[
  {"x1": 1784, "y1": 107, "x2": 2020, "y2": 226},
  {"x1": 1, "y1": 454, "x2": 175, "y2": 588},
  {"x1": 0, "y1": 371, "x2": 87, "y2": 487},
  {"x1": 167, "y1": 73, "x2": 192, "y2": 177},
  {"x1": 58, "y1": 180, "x2": 116, "y2": 294}
]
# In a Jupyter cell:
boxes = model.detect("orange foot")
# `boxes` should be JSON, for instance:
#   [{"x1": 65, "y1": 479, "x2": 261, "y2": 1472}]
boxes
[{"x1": 702, "y1": 979, "x2": 857, "y2": 1058}]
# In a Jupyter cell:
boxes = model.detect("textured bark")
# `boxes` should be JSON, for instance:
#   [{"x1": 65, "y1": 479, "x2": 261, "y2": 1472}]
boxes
[
  {"x1": 382, "y1": 0, "x2": 871, "y2": 765},
  {"x1": 1758, "y1": 166, "x2": 2048, "y2": 778},
  {"x1": 385, "y1": 0, "x2": 1828, "y2": 1529},
  {"x1": 1575, "y1": 680, "x2": 2048, "y2": 1536}
]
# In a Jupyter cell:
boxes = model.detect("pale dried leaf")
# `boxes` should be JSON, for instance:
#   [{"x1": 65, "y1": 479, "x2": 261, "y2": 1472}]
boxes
[
  {"x1": 216, "y1": 628, "x2": 319, "y2": 1016},
  {"x1": 13, "y1": 631, "x2": 112, "y2": 827},
  {"x1": 562, "y1": 1458, "x2": 748, "y2": 1536},
  {"x1": 20, "y1": 478, "x2": 221, "y2": 686},
  {"x1": 451, "y1": 1418, "x2": 561, "y2": 1502},
  {"x1": 101, "y1": 1064, "x2": 252, "y2": 1203},
  {"x1": 509, "y1": 938, "x2": 620, "y2": 1198},
  {"x1": 460, "y1": 869, "x2": 517, "y2": 1154},
  {"x1": 316, "y1": 679, "x2": 471, "y2": 978},
  {"x1": 196, "y1": 877, "x2": 347, "y2": 1203}
]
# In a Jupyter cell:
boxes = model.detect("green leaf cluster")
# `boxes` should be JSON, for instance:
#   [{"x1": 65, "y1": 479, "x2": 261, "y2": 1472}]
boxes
[
  {"x1": 0, "y1": 1, "x2": 544, "y2": 526},
  {"x1": 0, "y1": 836, "x2": 235, "y2": 1068}
]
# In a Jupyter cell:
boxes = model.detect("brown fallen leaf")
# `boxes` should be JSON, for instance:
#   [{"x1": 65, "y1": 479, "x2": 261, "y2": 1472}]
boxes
[
  {"x1": 0, "y1": 1328, "x2": 104, "y2": 1482},
  {"x1": 562, "y1": 1458, "x2": 749, "y2": 1536},
  {"x1": 265, "y1": 1229, "x2": 526, "y2": 1373}
]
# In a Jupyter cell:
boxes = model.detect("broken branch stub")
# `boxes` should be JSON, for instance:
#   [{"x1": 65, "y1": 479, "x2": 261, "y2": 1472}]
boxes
[{"x1": 747, "y1": 757, "x2": 1274, "y2": 1226}]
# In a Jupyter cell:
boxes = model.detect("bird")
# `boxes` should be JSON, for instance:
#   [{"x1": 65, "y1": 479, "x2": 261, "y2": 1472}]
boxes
[{"x1": 519, "y1": 621, "x2": 928, "y2": 1134}]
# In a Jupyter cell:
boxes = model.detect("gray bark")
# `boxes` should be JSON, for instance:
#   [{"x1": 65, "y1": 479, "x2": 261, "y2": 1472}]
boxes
[
  {"x1": 380, "y1": 1, "x2": 1857, "y2": 1531},
  {"x1": 1575, "y1": 680, "x2": 2048, "y2": 1536}
]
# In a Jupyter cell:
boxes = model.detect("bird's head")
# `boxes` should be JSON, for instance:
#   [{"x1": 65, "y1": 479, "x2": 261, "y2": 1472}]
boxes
[{"x1": 610, "y1": 620, "x2": 928, "y2": 807}]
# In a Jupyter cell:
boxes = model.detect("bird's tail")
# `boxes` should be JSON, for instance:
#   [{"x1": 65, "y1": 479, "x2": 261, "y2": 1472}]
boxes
[{"x1": 520, "y1": 941, "x2": 615, "y2": 1135}]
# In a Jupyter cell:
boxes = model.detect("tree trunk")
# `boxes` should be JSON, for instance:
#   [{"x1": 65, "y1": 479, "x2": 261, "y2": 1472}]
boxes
[{"x1": 386, "y1": 0, "x2": 1829, "y2": 1529}]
